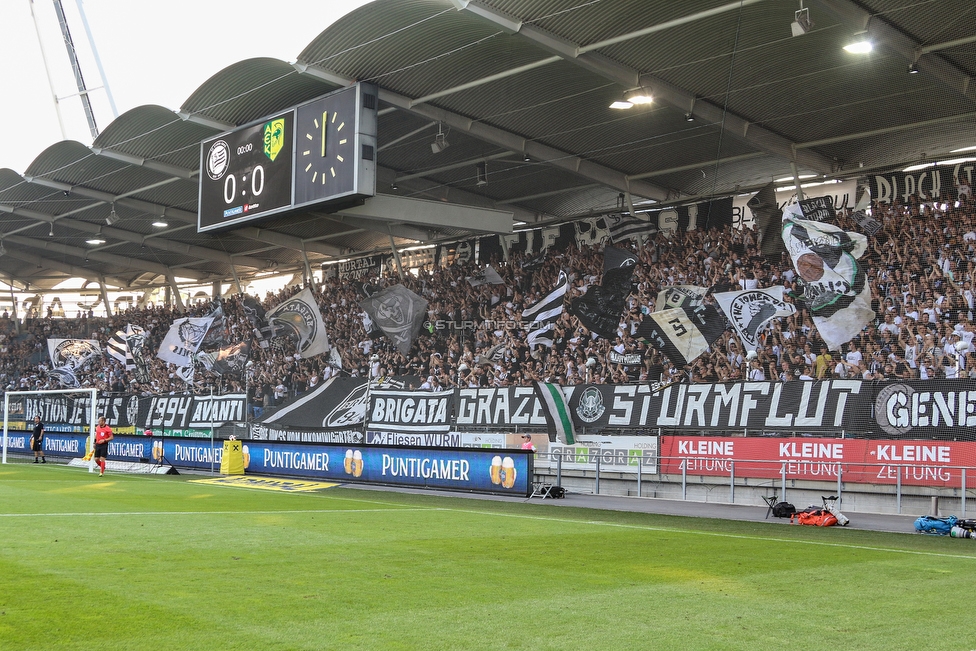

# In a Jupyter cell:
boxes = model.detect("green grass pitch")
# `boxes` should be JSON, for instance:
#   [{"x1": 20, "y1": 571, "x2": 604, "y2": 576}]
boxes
[{"x1": 1, "y1": 463, "x2": 974, "y2": 651}]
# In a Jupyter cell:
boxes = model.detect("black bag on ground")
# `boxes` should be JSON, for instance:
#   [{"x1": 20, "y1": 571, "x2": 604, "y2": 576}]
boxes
[{"x1": 771, "y1": 501, "x2": 796, "y2": 518}]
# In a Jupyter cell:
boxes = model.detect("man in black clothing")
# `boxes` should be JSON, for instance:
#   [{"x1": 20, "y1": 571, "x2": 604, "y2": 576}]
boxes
[{"x1": 31, "y1": 416, "x2": 45, "y2": 463}]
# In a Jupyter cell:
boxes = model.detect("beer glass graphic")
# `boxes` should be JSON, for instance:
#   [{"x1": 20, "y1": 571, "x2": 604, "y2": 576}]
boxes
[
  {"x1": 490, "y1": 455, "x2": 503, "y2": 485},
  {"x1": 151, "y1": 439, "x2": 163, "y2": 461},
  {"x1": 352, "y1": 450, "x2": 364, "y2": 477},
  {"x1": 241, "y1": 444, "x2": 250, "y2": 468},
  {"x1": 344, "y1": 449, "x2": 354, "y2": 475},
  {"x1": 501, "y1": 456, "x2": 516, "y2": 489}
]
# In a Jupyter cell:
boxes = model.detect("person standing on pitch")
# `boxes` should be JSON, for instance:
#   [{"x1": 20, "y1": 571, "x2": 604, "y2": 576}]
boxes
[
  {"x1": 31, "y1": 416, "x2": 45, "y2": 463},
  {"x1": 93, "y1": 416, "x2": 113, "y2": 477}
]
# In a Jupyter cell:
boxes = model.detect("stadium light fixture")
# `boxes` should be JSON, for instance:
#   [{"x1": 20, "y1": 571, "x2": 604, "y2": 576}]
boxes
[
  {"x1": 609, "y1": 98, "x2": 633, "y2": 110},
  {"x1": 105, "y1": 204, "x2": 118, "y2": 225},
  {"x1": 902, "y1": 162, "x2": 935, "y2": 172},
  {"x1": 430, "y1": 123, "x2": 450, "y2": 154},
  {"x1": 908, "y1": 62, "x2": 919, "y2": 74},
  {"x1": 152, "y1": 220, "x2": 168, "y2": 228},
  {"x1": 843, "y1": 34, "x2": 872, "y2": 53},
  {"x1": 791, "y1": 6, "x2": 813, "y2": 37},
  {"x1": 86, "y1": 238, "x2": 105, "y2": 245},
  {"x1": 950, "y1": 145, "x2": 976, "y2": 153}
]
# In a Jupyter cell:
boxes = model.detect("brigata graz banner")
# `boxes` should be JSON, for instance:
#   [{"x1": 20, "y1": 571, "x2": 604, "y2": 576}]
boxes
[
  {"x1": 20, "y1": 394, "x2": 247, "y2": 433},
  {"x1": 659, "y1": 436, "x2": 976, "y2": 489},
  {"x1": 367, "y1": 389, "x2": 454, "y2": 433},
  {"x1": 456, "y1": 380, "x2": 976, "y2": 439}
]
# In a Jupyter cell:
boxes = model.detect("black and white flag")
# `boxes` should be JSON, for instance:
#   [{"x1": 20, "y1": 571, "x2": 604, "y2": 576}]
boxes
[
  {"x1": 48, "y1": 339, "x2": 101, "y2": 371},
  {"x1": 714, "y1": 287, "x2": 796, "y2": 352},
  {"x1": 478, "y1": 343, "x2": 508, "y2": 365},
  {"x1": 157, "y1": 317, "x2": 214, "y2": 367},
  {"x1": 467, "y1": 265, "x2": 505, "y2": 287},
  {"x1": 522, "y1": 270, "x2": 568, "y2": 348},
  {"x1": 211, "y1": 340, "x2": 252, "y2": 378},
  {"x1": 782, "y1": 210, "x2": 874, "y2": 351},
  {"x1": 106, "y1": 324, "x2": 145, "y2": 372},
  {"x1": 748, "y1": 182, "x2": 785, "y2": 256},
  {"x1": 606, "y1": 213, "x2": 654, "y2": 243},
  {"x1": 637, "y1": 304, "x2": 726, "y2": 367},
  {"x1": 266, "y1": 287, "x2": 331, "y2": 358},
  {"x1": 360, "y1": 285, "x2": 428, "y2": 356},
  {"x1": 242, "y1": 295, "x2": 272, "y2": 349},
  {"x1": 655, "y1": 285, "x2": 707, "y2": 312},
  {"x1": 570, "y1": 246, "x2": 637, "y2": 339},
  {"x1": 200, "y1": 299, "x2": 227, "y2": 349}
]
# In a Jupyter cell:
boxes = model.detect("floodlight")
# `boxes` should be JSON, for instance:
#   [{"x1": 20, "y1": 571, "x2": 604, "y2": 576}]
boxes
[{"x1": 791, "y1": 7, "x2": 813, "y2": 36}]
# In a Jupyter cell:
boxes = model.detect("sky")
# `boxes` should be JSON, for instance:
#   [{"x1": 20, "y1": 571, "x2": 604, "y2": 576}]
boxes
[{"x1": 0, "y1": 0, "x2": 373, "y2": 175}]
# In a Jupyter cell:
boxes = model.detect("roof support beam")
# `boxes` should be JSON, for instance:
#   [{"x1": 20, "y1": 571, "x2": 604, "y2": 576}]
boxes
[
  {"x1": 3, "y1": 234, "x2": 207, "y2": 280},
  {"x1": 452, "y1": 0, "x2": 834, "y2": 175},
  {"x1": 334, "y1": 195, "x2": 513, "y2": 235},
  {"x1": 315, "y1": 213, "x2": 432, "y2": 243},
  {"x1": 809, "y1": 0, "x2": 975, "y2": 102},
  {"x1": 1, "y1": 248, "x2": 129, "y2": 288},
  {"x1": 230, "y1": 226, "x2": 344, "y2": 257}
]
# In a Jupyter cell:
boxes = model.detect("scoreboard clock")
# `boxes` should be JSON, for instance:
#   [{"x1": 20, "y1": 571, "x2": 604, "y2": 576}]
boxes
[
  {"x1": 197, "y1": 83, "x2": 377, "y2": 233},
  {"x1": 198, "y1": 110, "x2": 295, "y2": 232},
  {"x1": 294, "y1": 82, "x2": 377, "y2": 208}
]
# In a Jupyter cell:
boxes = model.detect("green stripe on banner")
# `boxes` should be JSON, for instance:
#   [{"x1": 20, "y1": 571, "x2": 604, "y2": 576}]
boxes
[{"x1": 544, "y1": 383, "x2": 575, "y2": 445}]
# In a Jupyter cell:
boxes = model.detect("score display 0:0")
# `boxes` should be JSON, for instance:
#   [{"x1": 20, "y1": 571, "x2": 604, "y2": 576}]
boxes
[{"x1": 222, "y1": 165, "x2": 265, "y2": 204}]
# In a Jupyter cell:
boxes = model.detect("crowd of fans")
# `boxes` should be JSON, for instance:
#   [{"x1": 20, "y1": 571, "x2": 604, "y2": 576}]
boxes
[{"x1": 1, "y1": 187, "x2": 975, "y2": 404}]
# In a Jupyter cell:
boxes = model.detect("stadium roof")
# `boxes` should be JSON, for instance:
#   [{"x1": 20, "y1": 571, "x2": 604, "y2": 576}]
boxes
[{"x1": 0, "y1": 0, "x2": 974, "y2": 296}]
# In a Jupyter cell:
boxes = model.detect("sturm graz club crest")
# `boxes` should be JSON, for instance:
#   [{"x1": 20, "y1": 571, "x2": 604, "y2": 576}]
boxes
[
  {"x1": 206, "y1": 140, "x2": 230, "y2": 181},
  {"x1": 875, "y1": 383, "x2": 914, "y2": 437},
  {"x1": 576, "y1": 386, "x2": 606, "y2": 423},
  {"x1": 126, "y1": 396, "x2": 141, "y2": 428}
]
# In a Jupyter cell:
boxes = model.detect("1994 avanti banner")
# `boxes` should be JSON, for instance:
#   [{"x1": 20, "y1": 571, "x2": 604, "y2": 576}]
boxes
[{"x1": 8, "y1": 393, "x2": 246, "y2": 433}]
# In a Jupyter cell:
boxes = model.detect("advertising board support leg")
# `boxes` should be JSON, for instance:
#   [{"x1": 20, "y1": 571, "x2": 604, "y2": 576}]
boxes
[
  {"x1": 896, "y1": 467, "x2": 902, "y2": 514},
  {"x1": 837, "y1": 463, "x2": 843, "y2": 507},
  {"x1": 2, "y1": 393, "x2": 8, "y2": 464},
  {"x1": 781, "y1": 461, "x2": 787, "y2": 503},
  {"x1": 637, "y1": 456, "x2": 642, "y2": 498},
  {"x1": 729, "y1": 461, "x2": 735, "y2": 504},
  {"x1": 594, "y1": 452, "x2": 600, "y2": 495},
  {"x1": 681, "y1": 458, "x2": 687, "y2": 500},
  {"x1": 962, "y1": 469, "x2": 967, "y2": 518},
  {"x1": 556, "y1": 453, "x2": 562, "y2": 487}
]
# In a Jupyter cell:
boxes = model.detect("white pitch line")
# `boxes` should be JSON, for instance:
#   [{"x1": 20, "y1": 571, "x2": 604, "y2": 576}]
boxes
[
  {"x1": 429, "y1": 506, "x2": 976, "y2": 562},
  {"x1": 0, "y1": 507, "x2": 441, "y2": 518}
]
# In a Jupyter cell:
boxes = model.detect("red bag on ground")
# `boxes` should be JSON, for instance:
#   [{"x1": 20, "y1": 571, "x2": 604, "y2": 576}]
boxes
[{"x1": 791, "y1": 509, "x2": 839, "y2": 526}]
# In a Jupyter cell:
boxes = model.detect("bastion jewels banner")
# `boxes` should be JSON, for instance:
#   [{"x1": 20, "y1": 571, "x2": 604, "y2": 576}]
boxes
[{"x1": 16, "y1": 394, "x2": 247, "y2": 434}]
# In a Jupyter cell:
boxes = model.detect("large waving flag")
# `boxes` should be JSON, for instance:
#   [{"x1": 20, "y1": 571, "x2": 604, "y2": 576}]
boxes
[
  {"x1": 266, "y1": 287, "x2": 331, "y2": 358},
  {"x1": 782, "y1": 206, "x2": 874, "y2": 351},
  {"x1": 106, "y1": 324, "x2": 146, "y2": 372},
  {"x1": 359, "y1": 285, "x2": 428, "y2": 356},
  {"x1": 48, "y1": 339, "x2": 101, "y2": 371},
  {"x1": 523, "y1": 270, "x2": 568, "y2": 348},
  {"x1": 570, "y1": 246, "x2": 637, "y2": 339},
  {"x1": 637, "y1": 304, "x2": 726, "y2": 368},
  {"x1": 714, "y1": 287, "x2": 796, "y2": 352},
  {"x1": 157, "y1": 317, "x2": 214, "y2": 366}
]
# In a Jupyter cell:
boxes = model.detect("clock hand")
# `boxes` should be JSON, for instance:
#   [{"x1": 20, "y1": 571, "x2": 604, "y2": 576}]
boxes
[{"x1": 322, "y1": 111, "x2": 328, "y2": 158}]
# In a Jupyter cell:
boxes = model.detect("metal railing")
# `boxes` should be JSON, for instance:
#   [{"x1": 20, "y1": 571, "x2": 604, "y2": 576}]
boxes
[{"x1": 531, "y1": 452, "x2": 975, "y2": 516}]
